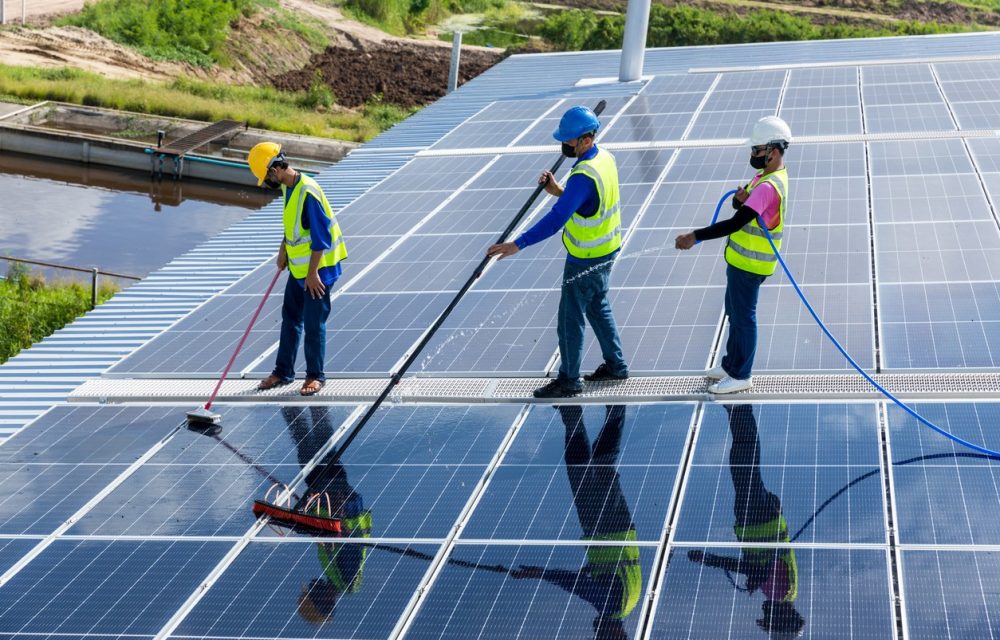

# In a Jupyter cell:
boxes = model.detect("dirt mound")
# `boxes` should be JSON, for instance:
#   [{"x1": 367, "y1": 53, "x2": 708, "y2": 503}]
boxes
[{"x1": 271, "y1": 42, "x2": 506, "y2": 108}]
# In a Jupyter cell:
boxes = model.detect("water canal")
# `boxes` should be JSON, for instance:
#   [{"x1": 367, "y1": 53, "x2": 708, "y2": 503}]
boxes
[{"x1": 0, "y1": 151, "x2": 276, "y2": 282}]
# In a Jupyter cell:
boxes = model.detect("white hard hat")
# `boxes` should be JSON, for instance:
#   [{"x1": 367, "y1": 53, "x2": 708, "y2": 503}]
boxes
[{"x1": 748, "y1": 116, "x2": 792, "y2": 147}]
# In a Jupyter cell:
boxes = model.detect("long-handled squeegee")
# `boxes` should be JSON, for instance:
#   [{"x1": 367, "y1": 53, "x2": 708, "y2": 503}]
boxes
[{"x1": 186, "y1": 267, "x2": 284, "y2": 427}]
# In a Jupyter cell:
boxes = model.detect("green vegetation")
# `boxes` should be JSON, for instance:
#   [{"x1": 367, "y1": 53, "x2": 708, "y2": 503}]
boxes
[
  {"x1": 342, "y1": 0, "x2": 505, "y2": 35},
  {"x1": 59, "y1": 0, "x2": 254, "y2": 66},
  {"x1": 0, "y1": 262, "x2": 118, "y2": 365},
  {"x1": 539, "y1": 4, "x2": 973, "y2": 51},
  {"x1": 0, "y1": 65, "x2": 416, "y2": 142}
]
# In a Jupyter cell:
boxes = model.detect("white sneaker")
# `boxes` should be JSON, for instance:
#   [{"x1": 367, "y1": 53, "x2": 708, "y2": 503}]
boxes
[
  {"x1": 709, "y1": 375, "x2": 752, "y2": 394},
  {"x1": 705, "y1": 365, "x2": 727, "y2": 380}
]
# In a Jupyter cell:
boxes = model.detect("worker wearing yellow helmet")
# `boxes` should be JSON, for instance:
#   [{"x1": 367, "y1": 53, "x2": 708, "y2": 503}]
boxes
[
  {"x1": 675, "y1": 116, "x2": 791, "y2": 394},
  {"x1": 249, "y1": 142, "x2": 348, "y2": 396}
]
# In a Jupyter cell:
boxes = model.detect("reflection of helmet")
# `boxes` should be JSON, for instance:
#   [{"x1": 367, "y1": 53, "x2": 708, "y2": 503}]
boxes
[
  {"x1": 594, "y1": 616, "x2": 629, "y2": 640},
  {"x1": 248, "y1": 141, "x2": 283, "y2": 186},
  {"x1": 747, "y1": 116, "x2": 792, "y2": 148},
  {"x1": 553, "y1": 106, "x2": 601, "y2": 142},
  {"x1": 757, "y1": 601, "x2": 805, "y2": 639},
  {"x1": 297, "y1": 579, "x2": 339, "y2": 624}
]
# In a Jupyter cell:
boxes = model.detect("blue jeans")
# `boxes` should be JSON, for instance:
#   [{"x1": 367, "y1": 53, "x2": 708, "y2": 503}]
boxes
[
  {"x1": 272, "y1": 275, "x2": 332, "y2": 382},
  {"x1": 721, "y1": 264, "x2": 767, "y2": 380},
  {"x1": 557, "y1": 259, "x2": 628, "y2": 390}
]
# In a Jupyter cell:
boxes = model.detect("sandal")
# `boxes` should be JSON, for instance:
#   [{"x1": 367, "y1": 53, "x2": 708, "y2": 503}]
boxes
[
  {"x1": 300, "y1": 378, "x2": 325, "y2": 396},
  {"x1": 257, "y1": 375, "x2": 292, "y2": 391}
]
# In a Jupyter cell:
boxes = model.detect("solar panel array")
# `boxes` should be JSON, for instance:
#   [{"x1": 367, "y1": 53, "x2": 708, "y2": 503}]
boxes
[{"x1": 4, "y1": 50, "x2": 1000, "y2": 638}]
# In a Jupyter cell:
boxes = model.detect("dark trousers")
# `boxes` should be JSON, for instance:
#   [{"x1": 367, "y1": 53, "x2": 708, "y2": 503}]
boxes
[
  {"x1": 272, "y1": 274, "x2": 332, "y2": 382},
  {"x1": 722, "y1": 264, "x2": 767, "y2": 380}
]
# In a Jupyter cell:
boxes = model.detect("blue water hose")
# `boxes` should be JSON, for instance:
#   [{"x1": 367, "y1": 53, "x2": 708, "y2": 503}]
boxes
[{"x1": 707, "y1": 189, "x2": 1000, "y2": 459}]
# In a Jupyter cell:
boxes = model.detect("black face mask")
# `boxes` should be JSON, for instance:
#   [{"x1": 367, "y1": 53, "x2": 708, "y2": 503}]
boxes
[
  {"x1": 263, "y1": 177, "x2": 281, "y2": 189},
  {"x1": 749, "y1": 152, "x2": 768, "y2": 170},
  {"x1": 561, "y1": 142, "x2": 577, "y2": 158}
]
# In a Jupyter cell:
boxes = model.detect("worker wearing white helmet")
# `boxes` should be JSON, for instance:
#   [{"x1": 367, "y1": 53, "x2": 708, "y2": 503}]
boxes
[{"x1": 675, "y1": 116, "x2": 791, "y2": 394}]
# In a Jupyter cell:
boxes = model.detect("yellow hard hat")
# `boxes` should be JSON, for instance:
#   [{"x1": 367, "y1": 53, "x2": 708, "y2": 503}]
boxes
[{"x1": 248, "y1": 141, "x2": 282, "y2": 186}]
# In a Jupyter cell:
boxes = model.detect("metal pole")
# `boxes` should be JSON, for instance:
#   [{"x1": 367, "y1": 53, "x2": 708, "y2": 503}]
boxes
[
  {"x1": 21, "y1": 0, "x2": 25, "y2": 24},
  {"x1": 1, "y1": 0, "x2": 6, "y2": 26},
  {"x1": 91, "y1": 268, "x2": 98, "y2": 310},
  {"x1": 619, "y1": 0, "x2": 651, "y2": 82},
  {"x1": 447, "y1": 31, "x2": 462, "y2": 93}
]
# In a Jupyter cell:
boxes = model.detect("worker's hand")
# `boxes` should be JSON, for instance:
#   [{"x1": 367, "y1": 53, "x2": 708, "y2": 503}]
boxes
[
  {"x1": 687, "y1": 550, "x2": 705, "y2": 563},
  {"x1": 735, "y1": 186, "x2": 749, "y2": 204},
  {"x1": 486, "y1": 242, "x2": 519, "y2": 260},
  {"x1": 675, "y1": 232, "x2": 696, "y2": 250},
  {"x1": 510, "y1": 565, "x2": 543, "y2": 579},
  {"x1": 276, "y1": 252, "x2": 287, "y2": 271},
  {"x1": 539, "y1": 171, "x2": 563, "y2": 197},
  {"x1": 304, "y1": 272, "x2": 325, "y2": 299}
]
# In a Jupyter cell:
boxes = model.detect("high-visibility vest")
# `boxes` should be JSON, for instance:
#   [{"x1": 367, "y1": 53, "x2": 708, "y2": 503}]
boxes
[
  {"x1": 283, "y1": 174, "x2": 347, "y2": 280},
  {"x1": 316, "y1": 510, "x2": 372, "y2": 593},
  {"x1": 724, "y1": 167, "x2": 788, "y2": 276},
  {"x1": 562, "y1": 148, "x2": 623, "y2": 260},
  {"x1": 585, "y1": 528, "x2": 642, "y2": 619},
  {"x1": 733, "y1": 513, "x2": 799, "y2": 603}
]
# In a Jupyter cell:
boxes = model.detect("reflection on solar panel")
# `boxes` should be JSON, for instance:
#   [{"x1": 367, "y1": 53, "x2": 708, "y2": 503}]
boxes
[{"x1": 5, "y1": 35, "x2": 1000, "y2": 638}]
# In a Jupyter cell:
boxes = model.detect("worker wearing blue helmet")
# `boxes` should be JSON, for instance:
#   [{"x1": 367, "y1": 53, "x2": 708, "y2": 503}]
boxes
[{"x1": 487, "y1": 106, "x2": 629, "y2": 398}]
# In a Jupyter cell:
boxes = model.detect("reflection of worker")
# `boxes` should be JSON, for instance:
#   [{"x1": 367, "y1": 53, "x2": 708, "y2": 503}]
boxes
[
  {"x1": 687, "y1": 404, "x2": 804, "y2": 638},
  {"x1": 280, "y1": 407, "x2": 372, "y2": 624},
  {"x1": 251, "y1": 142, "x2": 347, "y2": 397},
  {"x1": 511, "y1": 405, "x2": 640, "y2": 639}
]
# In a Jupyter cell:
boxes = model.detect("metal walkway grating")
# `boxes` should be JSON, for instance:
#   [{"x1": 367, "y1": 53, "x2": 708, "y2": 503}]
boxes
[{"x1": 67, "y1": 372, "x2": 1000, "y2": 404}]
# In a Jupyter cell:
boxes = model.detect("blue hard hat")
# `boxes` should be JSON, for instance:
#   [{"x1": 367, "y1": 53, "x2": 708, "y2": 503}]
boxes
[{"x1": 552, "y1": 106, "x2": 600, "y2": 142}]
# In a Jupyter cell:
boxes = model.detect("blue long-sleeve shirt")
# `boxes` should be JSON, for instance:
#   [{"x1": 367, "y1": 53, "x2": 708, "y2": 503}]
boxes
[
  {"x1": 286, "y1": 175, "x2": 342, "y2": 288},
  {"x1": 513, "y1": 145, "x2": 619, "y2": 264}
]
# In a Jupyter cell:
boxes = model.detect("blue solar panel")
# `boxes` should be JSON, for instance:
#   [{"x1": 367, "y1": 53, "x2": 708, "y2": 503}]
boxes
[
  {"x1": 175, "y1": 541, "x2": 439, "y2": 639},
  {"x1": 652, "y1": 547, "x2": 894, "y2": 639},
  {"x1": 0, "y1": 539, "x2": 230, "y2": 636},
  {"x1": 901, "y1": 550, "x2": 1000, "y2": 639},
  {"x1": 406, "y1": 544, "x2": 659, "y2": 639},
  {"x1": 674, "y1": 403, "x2": 884, "y2": 544},
  {"x1": 463, "y1": 404, "x2": 691, "y2": 541}
]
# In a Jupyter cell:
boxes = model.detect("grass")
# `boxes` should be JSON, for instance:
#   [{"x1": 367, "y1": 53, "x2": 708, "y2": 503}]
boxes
[
  {"x1": 0, "y1": 64, "x2": 416, "y2": 142},
  {"x1": 0, "y1": 263, "x2": 119, "y2": 365}
]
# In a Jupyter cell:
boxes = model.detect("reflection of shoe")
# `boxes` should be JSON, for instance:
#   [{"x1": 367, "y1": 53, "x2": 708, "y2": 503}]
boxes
[
  {"x1": 533, "y1": 380, "x2": 581, "y2": 398},
  {"x1": 705, "y1": 365, "x2": 727, "y2": 381},
  {"x1": 584, "y1": 363, "x2": 629, "y2": 382},
  {"x1": 257, "y1": 375, "x2": 293, "y2": 391},
  {"x1": 300, "y1": 379, "x2": 325, "y2": 396},
  {"x1": 708, "y1": 375, "x2": 752, "y2": 394}
]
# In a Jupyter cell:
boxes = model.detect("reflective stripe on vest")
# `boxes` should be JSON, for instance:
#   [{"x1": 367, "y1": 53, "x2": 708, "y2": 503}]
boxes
[
  {"x1": 724, "y1": 167, "x2": 788, "y2": 276},
  {"x1": 584, "y1": 529, "x2": 642, "y2": 620},
  {"x1": 316, "y1": 510, "x2": 372, "y2": 593},
  {"x1": 283, "y1": 174, "x2": 347, "y2": 280},
  {"x1": 733, "y1": 514, "x2": 799, "y2": 602},
  {"x1": 562, "y1": 149, "x2": 623, "y2": 260}
]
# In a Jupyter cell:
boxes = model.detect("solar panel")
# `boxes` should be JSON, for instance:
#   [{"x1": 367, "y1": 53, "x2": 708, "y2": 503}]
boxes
[
  {"x1": 176, "y1": 540, "x2": 439, "y2": 639},
  {"x1": 0, "y1": 539, "x2": 230, "y2": 635},
  {"x1": 673, "y1": 403, "x2": 884, "y2": 544},
  {"x1": 405, "y1": 543, "x2": 660, "y2": 639},
  {"x1": 900, "y1": 550, "x2": 1000, "y2": 639},
  {"x1": 652, "y1": 547, "x2": 894, "y2": 638}
]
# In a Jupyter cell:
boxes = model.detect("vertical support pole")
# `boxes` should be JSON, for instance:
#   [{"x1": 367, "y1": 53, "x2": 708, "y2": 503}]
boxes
[
  {"x1": 447, "y1": 32, "x2": 462, "y2": 94},
  {"x1": 1, "y1": 0, "x2": 6, "y2": 26},
  {"x1": 21, "y1": 0, "x2": 25, "y2": 24},
  {"x1": 619, "y1": 0, "x2": 651, "y2": 82},
  {"x1": 91, "y1": 268, "x2": 99, "y2": 310}
]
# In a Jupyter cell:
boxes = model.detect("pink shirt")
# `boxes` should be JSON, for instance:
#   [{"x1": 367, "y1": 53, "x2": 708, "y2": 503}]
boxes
[
  {"x1": 744, "y1": 177, "x2": 781, "y2": 230},
  {"x1": 761, "y1": 558, "x2": 792, "y2": 601}
]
